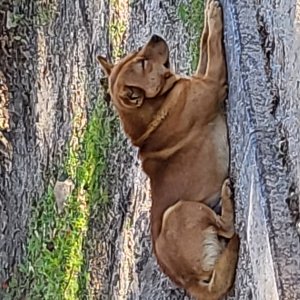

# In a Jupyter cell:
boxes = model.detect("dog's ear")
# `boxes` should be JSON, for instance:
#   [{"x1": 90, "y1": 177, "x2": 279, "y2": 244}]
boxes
[
  {"x1": 97, "y1": 55, "x2": 113, "y2": 76},
  {"x1": 120, "y1": 86, "x2": 144, "y2": 108}
]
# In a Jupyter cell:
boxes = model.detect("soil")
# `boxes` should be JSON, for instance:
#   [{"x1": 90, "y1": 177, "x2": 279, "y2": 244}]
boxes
[{"x1": 1, "y1": 0, "x2": 300, "y2": 299}]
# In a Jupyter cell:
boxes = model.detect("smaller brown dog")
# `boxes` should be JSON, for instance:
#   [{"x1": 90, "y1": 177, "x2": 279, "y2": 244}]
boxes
[{"x1": 98, "y1": 1, "x2": 239, "y2": 299}]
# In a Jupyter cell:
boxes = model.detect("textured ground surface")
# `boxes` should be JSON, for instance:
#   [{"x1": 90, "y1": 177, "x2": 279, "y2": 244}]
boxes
[{"x1": 1, "y1": 0, "x2": 300, "y2": 299}]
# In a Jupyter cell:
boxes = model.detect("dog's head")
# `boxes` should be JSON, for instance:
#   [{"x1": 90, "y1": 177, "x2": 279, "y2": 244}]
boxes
[{"x1": 97, "y1": 35, "x2": 179, "y2": 144}]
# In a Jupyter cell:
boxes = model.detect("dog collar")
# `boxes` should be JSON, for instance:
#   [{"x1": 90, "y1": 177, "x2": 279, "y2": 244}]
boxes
[{"x1": 132, "y1": 76, "x2": 180, "y2": 147}]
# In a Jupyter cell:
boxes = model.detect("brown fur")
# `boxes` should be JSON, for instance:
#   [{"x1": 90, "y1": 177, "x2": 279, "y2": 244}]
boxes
[{"x1": 98, "y1": 1, "x2": 239, "y2": 299}]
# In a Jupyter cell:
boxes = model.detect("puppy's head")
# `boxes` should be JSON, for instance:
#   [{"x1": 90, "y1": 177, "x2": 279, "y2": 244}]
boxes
[
  {"x1": 97, "y1": 35, "x2": 178, "y2": 110},
  {"x1": 97, "y1": 35, "x2": 179, "y2": 143}
]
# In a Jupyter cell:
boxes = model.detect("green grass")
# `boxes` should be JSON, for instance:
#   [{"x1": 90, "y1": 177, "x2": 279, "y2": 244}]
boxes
[
  {"x1": 9, "y1": 0, "x2": 58, "y2": 27},
  {"x1": 177, "y1": 0, "x2": 205, "y2": 71},
  {"x1": 4, "y1": 100, "x2": 115, "y2": 300},
  {"x1": 35, "y1": 0, "x2": 58, "y2": 26},
  {"x1": 109, "y1": 0, "x2": 127, "y2": 59}
]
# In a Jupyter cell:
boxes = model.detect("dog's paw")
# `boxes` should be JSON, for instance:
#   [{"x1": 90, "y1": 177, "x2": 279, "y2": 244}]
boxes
[
  {"x1": 221, "y1": 178, "x2": 232, "y2": 200},
  {"x1": 205, "y1": 0, "x2": 214, "y2": 12},
  {"x1": 208, "y1": 1, "x2": 221, "y2": 17},
  {"x1": 207, "y1": 0, "x2": 223, "y2": 31}
]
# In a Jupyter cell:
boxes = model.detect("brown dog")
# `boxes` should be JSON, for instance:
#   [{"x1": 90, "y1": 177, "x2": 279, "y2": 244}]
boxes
[{"x1": 98, "y1": 1, "x2": 239, "y2": 299}]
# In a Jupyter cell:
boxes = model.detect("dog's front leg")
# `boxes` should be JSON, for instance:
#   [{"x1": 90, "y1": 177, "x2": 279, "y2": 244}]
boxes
[
  {"x1": 205, "y1": 0, "x2": 227, "y2": 85},
  {"x1": 195, "y1": 1, "x2": 209, "y2": 75}
]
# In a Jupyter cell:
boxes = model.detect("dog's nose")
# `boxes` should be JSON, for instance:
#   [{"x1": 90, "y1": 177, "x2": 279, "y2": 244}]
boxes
[{"x1": 150, "y1": 34, "x2": 163, "y2": 43}]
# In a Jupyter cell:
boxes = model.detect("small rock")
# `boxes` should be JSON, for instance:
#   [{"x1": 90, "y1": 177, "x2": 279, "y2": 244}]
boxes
[{"x1": 53, "y1": 178, "x2": 74, "y2": 214}]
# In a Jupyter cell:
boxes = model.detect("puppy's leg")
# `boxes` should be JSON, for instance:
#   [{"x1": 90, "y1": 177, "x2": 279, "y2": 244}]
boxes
[
  {"x1": 216, "y1": 178, "x2": 235, "y2": 238},
  {"x1": 205, "y1": 0, "x2": 226, "y2": 85},
  {"x1": 195, "y1": 0, "x2": 210, "y2": 75}
]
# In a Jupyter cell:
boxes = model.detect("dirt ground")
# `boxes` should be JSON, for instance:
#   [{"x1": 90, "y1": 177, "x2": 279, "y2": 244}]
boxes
[{"x1": 1, "y1": 0, "x2": 300, "y2": 299}]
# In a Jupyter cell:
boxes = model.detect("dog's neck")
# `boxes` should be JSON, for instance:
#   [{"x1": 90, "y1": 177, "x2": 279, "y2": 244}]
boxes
[{"x1": 132, "y1": 77, "x2": 181, "y2": 147}]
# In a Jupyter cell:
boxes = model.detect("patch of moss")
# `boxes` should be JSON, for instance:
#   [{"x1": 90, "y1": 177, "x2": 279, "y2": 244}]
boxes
[{"x1": 177, "y1": 0, "x2": 205, "y2": 71}]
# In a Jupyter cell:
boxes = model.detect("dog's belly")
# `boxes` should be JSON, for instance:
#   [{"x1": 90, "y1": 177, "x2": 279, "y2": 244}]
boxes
[
  {"x1": 149, "y1": 114, "x2": 229, "y2": 239},
  {"x1": 207, "y1": 114, "x2": 229, "y2": 188}
]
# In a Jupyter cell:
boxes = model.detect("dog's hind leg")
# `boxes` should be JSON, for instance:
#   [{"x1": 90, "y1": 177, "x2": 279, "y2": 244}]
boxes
[
  {"x1": 205, "y1": 0, "x2": 227, "y2": 85},
  {"x1": 216, "y1": 179, "x2": 235, "y2": 238},
  {"x1": 201, "y1": 179, "x2": 238, "y2": 299}
]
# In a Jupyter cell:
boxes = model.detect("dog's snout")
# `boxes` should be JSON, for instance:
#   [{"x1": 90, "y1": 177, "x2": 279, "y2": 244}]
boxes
[{"x1": 150, "y1": 34, "x2": 163, "y2": 43}]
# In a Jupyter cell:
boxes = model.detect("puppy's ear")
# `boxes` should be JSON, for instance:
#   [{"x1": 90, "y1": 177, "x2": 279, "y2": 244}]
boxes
[
  {"x1": 120, "y1": 86, "x2": 144, "y2": 109},
  {"x1": 97, "y1": 55, "x2": 113, "y2": 76}
]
